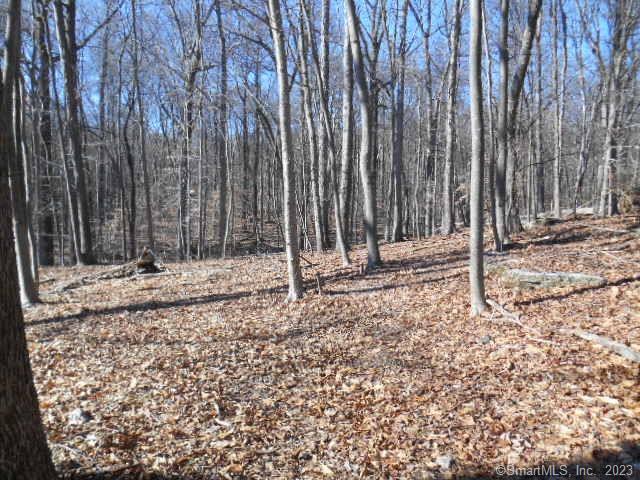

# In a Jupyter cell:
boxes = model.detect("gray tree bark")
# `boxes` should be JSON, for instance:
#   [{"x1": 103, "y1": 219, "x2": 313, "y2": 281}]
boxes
[
  {"x1": 339, "y1": 26, "x2": 354, "y2": 246},
  {"x1": 469, "y1": 0, "x2": 487, "y2": 316},
  {"x1": 442, "y1": 0, "x2": 462, "y2": 235},
  {"x1": 345, "y1": 0, "x2": 381, "y2": 268},
  {"x1": 391, "y1": 0, "x2": 409, "y2": 242},
  {"x1": 53, "y1": 0, "x2": 95, "y2": 264},
  {"x1": 268, "y1": 0, "x2": 304, "y2": 300},
  {"x1": 0, "y1": 0, "x2": 57, "y2": 474}
]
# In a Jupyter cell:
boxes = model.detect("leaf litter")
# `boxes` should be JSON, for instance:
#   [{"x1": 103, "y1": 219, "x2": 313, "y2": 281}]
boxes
[{"x1": 25, "y1": 216, "x2": 640, "y2": 478}]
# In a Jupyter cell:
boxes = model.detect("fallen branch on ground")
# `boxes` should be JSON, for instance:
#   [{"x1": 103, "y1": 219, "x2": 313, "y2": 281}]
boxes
[
  {"x1": 486, "y1": 299, "x2": 547, "y2": 337},
  {"x1": 574, "y1": 222, "x2": 631, "y2": 234},
  {"x1": 485, "y1": 300, "x2": 559, "y2": 346},
  {"x1": 559, "y1": 328, "x2": 640, "y2": 363}
]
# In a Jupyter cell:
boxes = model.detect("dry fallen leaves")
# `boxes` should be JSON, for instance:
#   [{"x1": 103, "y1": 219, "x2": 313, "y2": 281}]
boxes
[{"x1": 25, "y1": 216, "x2": 640, "y2": 478}]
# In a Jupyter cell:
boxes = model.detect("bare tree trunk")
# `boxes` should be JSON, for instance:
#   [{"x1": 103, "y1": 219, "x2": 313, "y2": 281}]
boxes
[
  {"x1": 268, "y1": 0, "x2": 304, "y2": 300},
  {"x1": 481, "y1": 2, "x2": 499, "y2": 248},
  {"x1": 298, "y1": 22, "x2": 323, "y2": 253},
  {"x1": 10, "y1": 78, "x2": 40, "y2": 305},
  {"x1": 123, "y1": 97, "x2": 136, "y2": 260},
  {"x1": 442, "y1": 0, "x2": 462, "y2": 235},
  {"x1": 0, "y1": 0, "x2": 57, "y2": 474},
  {"x1": 340, "y1": 26, "x2": 354, "y2": 246},
  {"x1": 505, "y1": 0, "x2": 543, "y2": 231},
  {"x1": 318, "y1": 0, "x2": 330, "y2": 248},
  {"x1": 34, "y1": 0, "x2": 55, "y2": 266},
  {"x1": 469, "y1": 0, "x2": 487, "y2": 316},
  {"x1": 495, "y1": 0, "x2": 509, "y2": 251},
  {"x1": 535, "y1": 15, "x2": 544, "y2": 216},
  {"x1": 131, "y1": 0, "x2": 154, "y2": 250},
  {"x1": 53, "y1": 0, "x2": 94, "y2": 264},
  {"x1": 553, "y1": 0, "x2": 567, "y2": 218},
  {"x1": 345, "y1": 0, "x2": 381, "y2": 268},
  {"x1": 390, "y1": 0, "x2": 409, "y2": 242},
  {"x1": 253, "y1": 62, "x2": 262, "y2": 244},
  {"x1": 216, "y1": 0, "x2": 229, "y2": 256},
  {"x1": 300, "y1": 0, "x2": 350, "y2": 264}
]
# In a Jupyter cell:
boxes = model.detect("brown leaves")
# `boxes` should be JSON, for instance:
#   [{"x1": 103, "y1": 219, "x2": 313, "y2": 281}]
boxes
[{"x1": 24, "y1": 216, "x2": 640, "y2": 477}]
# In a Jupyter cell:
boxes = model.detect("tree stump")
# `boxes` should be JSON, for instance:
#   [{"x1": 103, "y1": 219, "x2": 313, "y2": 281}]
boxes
[{"x1": 136, "y1": 247, "x2": 160, "y2": 274}]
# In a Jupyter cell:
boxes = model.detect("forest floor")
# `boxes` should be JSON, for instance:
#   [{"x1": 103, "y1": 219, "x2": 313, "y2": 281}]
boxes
[{"x1": 26, "y1": 215, "x2": 640, "y2": 479}]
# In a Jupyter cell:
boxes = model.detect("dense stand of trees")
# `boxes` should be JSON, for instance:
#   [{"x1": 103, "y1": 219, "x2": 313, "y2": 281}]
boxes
[
  {"x1": 0, "y1": 0, "x2": 638, "y2": 301},
  {"x1": 1, "y1": 0, "x2": 638, "y2": 281},
  {"x1": 2, "y1": 0, "x2": 640, "y2": 475}
]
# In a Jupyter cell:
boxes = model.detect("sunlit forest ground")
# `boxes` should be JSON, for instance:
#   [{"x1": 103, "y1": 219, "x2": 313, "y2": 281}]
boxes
[{"x1": 25, "y1": 216, "x2": 640, "y2": 479}]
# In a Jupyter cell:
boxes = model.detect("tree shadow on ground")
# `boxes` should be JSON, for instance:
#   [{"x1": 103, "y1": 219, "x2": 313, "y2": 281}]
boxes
[{"x1": 58, "y1": 440, "x2": 640, "y2": 479}]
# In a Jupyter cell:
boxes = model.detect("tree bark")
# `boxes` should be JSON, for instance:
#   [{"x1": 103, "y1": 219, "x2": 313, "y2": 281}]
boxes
[
  {"x1": 131, "y1": 0, "x2": 154, "y2": 251},
  {"x1": 298, "y1": 21, "x2": 323, "y2": 253},
  {"x1": 216, "y1": 0, "x2": 230, "y2": 256},
  {"x1": 345, "y1": 0, "x2": 381, "y2": 268},
  {"x1": 495, "y1": 0, "x2": 509, "y2": 251},
  {"x1": 442, "y1": 0, "x2": 462, "y2": 235},
  {"x1": 0, "y1": 0, "x2": 57, "y2": 474},
  {"x1": 34, "y1": 0, "x2": 55, "y2": 266},
  {"x1": 10, "y1": 78, "x2": 40, "y2": 305},
  {"x1": 469, "y1": 0, "x2": 487, "y2": 316},
  {"x1": 391, "y1": 0, "x2": 409, "y2": 242},
  {"x1": 53, "y1": 0, "x2": 95, "y2": 264},
  {"x1": 339, "y1": 26, "x2": 354, "y2": 247},
  {"x1": 268, "y1": 0, "x2": 304, "y2": 300}
]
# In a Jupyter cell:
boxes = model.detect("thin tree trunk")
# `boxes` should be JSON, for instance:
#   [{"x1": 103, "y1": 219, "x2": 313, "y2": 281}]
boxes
[
  {"x1": 268, "y1": 0, "x2": 304, "y2": 300},
  {"x1": 340, "y1": 26, "x2": 354, "y2": 246},
  {"x1": 298, "y1": 21, "x2": 323, "y2": 253},
  {"x1": 442, "y1": 0, "x2": 462, "y2": 235},
  {"x1": 131, "y1": 0, "x2": 154, "y2": 251},
  {"x1": 34, "y1": 0, "x2": 55, "y2": 266},
  {"x1": 10, "y1": 77, "x2": 40, "y2": 304},
  {"x1": 216, "y1": 0, "x2": 229, "y2": 256},
  {"x1": 495, "y1": 0, "x2": 509, "y2": 251},
  {"x1": 469, "y1": 0, "x2": 487, "y2": 316},
  {"x1": 345, "y1": 0, "x2": 381, "y2": 268},
  {"x1": 53, "y1": 0, "x2": 94, "y2": 264},
  {"x1": 391, "y1": 0, "x2": 409, "y2": 242}
]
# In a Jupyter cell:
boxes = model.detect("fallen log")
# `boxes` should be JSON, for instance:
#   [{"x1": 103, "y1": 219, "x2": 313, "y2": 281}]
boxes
[
  {"x1": 501, "y1": 269, "x2": 606, "y2": 289},
  {"x1": 560, "y1": 328, "x2": 640, "y2": 363},
  {"x1": 52, "y1": 262, "x2": 138, "y2": 292}
]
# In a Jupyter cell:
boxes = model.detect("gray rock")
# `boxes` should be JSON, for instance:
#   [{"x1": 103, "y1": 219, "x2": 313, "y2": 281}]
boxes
[
  {"x1": 68, "y1": 408, "x2": 92, "y2": 425},
  {"x1": 435, "y1": 455, "x2": 454, "y2": 470},
  {"x1": 479, "y1": 335, "x2": 493, "y2": 345}
]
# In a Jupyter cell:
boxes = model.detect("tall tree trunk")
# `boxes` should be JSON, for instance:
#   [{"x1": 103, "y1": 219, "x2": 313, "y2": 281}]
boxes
[
  {"x1": 318, "y1": 0, "x2": 330, "y2": 248},
  {"x1": 298, "y1": 22, "x2": 323, "y2": 253},
  {"x1": 300, "y1": 0, "x2": 350, "y2": 264},
  {"x1": 345, "y1": 0, "x2": 381, "y2": 268},
  {"x1": 268, "y1": 0, "x2": 304, "y2": 300},
  {"x1": 216, "y1": 0, "x2": 230, "y2": 256},
  {"x1": 339, "y1": 26, "x2": 354, "y2": 246},
  {"x1": 553, "y1": 0, "x2": 567, "y2": 218},
  {"x1": 131, "y1": 0, "x2": 154, "y2": 251},
  {"x1": 442, "y1": 0, "x2": 462, "y2": 235},
  {"x1": 481, "y1": 2, "x2": 499, "y2": 248},
  {"x1": 34, "y1": 0, "x2": 55, "y2": 266},
  {"x1": 505, "y1": 0, "x2": 543, "y2": 232},
  {"x1": 469, "y1": 0, "x2": 487, "y2": 316},
  {"x1": 10, "y1": 78, "x2": 40, "y2": 305},
  {"x1": 495, "y1": 0, "x2": 509, "y2": 251},
  {"x1": 392, "y1": 0, "x2": 409, "y2": 242},
  {"x1": 0, "y1": 0, "x2": 57, "y2": 474},
  {"x1": 123, "y1": 98, "x2": 136, "y2": 260},
  {"x1": 535, "y1": 15, "x2": 544, "y2": 216},
  {"x1": 53, "y1": 0, "x2": 94, "y2": 264}
]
